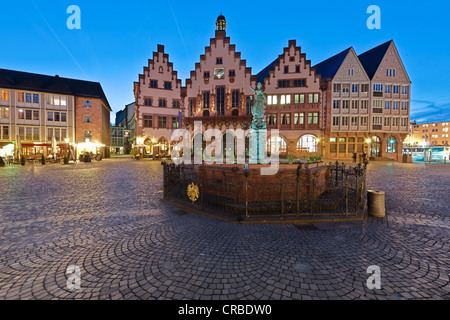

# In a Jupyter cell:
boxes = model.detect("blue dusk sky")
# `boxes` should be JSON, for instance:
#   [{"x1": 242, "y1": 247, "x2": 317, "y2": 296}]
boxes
[{"x1": 1, "y1": 0, "x2": 449, "y2": 124}]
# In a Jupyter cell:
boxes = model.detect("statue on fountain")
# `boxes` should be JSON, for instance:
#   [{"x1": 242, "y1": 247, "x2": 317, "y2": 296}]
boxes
[
  {"x1": 249, "y1": 82, "x2": 267, "y2": 164},
  {"x1": 250, "y1": 83, "x2": 267, "y2": 130}
]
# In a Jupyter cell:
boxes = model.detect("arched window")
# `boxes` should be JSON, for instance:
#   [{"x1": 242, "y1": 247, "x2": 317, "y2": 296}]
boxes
[
  {"x1": 232, "y1": 109, "x2": 239, "y2": 116},
  {"x1": 223, "y1": 132, "x2": 237, "y2": 161},
  {"x1": 203, "y1": 110, "x2": 210, "y2": 117},
  {"x1": 267, "y1": 136, "x2": 287, "y2": 154},
  {"x1": 159, "y1": 138, "x2": 168, "y2": 151},
  {"x1": 192, "y1": 134, "x2": 206, "y2": 155},
  {"x1": 386, "y1": 136, "x2": 397, "y2": 153},
  {"x1": 297, "y1": 135, "x2": 318, "y2": 153}
]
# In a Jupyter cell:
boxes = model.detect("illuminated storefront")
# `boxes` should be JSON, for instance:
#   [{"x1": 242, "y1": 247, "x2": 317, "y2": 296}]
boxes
[
  {"x1": 75, "y1": 139, "x2": 106, "y2": 159},
  {"x1": 0, "y1": 143, "x2": 15, "y2": 158}
]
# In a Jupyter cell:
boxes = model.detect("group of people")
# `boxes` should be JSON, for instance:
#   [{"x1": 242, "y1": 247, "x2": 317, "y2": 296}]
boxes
[
  {"x1": 352, "y1": 153, "x2": 369, "y2": 164},
  {"x1": 79, "y1": 152, "x2": 102, "y2": 162}
]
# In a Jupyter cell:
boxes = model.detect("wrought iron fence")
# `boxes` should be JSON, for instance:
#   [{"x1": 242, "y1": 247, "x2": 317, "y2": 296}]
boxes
[{"x1": 162, "y1": 161, "x2": 367, "y2": 222}]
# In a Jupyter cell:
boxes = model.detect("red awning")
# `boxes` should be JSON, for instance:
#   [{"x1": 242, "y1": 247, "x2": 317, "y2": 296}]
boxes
[{"x1": 0, "y1": 142, "x2": 14, "y2": 148}]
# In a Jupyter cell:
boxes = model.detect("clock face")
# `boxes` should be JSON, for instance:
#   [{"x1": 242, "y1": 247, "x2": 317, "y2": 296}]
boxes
[{"x1": 214, "y1": 68, "x2": 225, "y2": 79}]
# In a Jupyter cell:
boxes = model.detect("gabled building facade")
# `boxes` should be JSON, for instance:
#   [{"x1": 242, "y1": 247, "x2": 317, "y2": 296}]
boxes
[
  {"x1": 183, "y1": 15, "x2": 257, "y2": 157},
  {"x1": 315, "y1": 47, "x2": 371, "y2": 159},
  {"x1": 257, "y1": 40, "x2": 324, "y2": 157},
  {"x1": 134, "y1": 45, "x2": 183, "y2": 156},
  {"x1": 314, "y1": 41, "x2": 411, "y2": 161},
  {"x1": 358, "y1": 40, "x2": 411, "y2": 161}
]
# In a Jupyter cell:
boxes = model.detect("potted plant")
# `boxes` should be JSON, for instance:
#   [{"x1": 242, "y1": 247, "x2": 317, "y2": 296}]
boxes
[
  {"x1": 287, "y1": 154, "x2": 294, "y2": 165},
  {"x1": 41, "y1": 154, "x2": 46, "y2": 165},
  {"x1": 20, "y1": 155, "x2": 25, "y2": 166}
]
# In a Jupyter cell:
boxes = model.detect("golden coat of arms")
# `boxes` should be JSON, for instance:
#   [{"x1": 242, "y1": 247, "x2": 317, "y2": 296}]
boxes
[{"x1": 187, "y1": 183, "x2": 199, "y2": 204}]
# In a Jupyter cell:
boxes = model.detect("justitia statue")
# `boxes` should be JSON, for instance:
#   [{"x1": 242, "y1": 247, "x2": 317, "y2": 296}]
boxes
[
  {"x1": 250, "y1": 83, "x2": 267, "y2": 130},
  {"x1": 249, "y1": 82, "x2": 267, "y2": 164}
]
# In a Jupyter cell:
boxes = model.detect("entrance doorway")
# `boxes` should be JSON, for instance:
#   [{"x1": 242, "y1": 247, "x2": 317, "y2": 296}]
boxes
[{"x1": 370, "y1": 136, "x2": 381, "y2": 157}]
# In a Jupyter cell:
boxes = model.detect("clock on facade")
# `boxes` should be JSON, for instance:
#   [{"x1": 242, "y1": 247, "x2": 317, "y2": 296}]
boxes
[{"x1": 214, "y1": 68, "x2": 225, "y2": 79}]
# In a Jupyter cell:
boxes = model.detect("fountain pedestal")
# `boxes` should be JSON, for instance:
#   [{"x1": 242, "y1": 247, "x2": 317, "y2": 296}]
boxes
[{"x1": 249, "y1": 129, "x2": 267, "y2": 165}]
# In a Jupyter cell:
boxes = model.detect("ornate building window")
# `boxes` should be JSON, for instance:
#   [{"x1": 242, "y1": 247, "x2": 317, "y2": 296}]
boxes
[
  {"x1": 280, "y1": 113, "x2": 291, "y2": 125},
  {"x1": 386, "y1": 136, "x2": 397, "y2": 153},
  {"x1": 203, "y1": 92, "x2": 210, "y2": 108},
  {"x1": 245, "y1": 96, "x2": 252, "y2": 115},
  {"x1": 294, "y1": 113, "x2": 304, "y2": 125},
  {"x1": 232, "y1": 90, "x2": 240, "y2": 108},
  {"x1": 267, "y1": 136, "x2": 287, "y2": 154},
  {"x1": 308, "y1": 112, "x2": 319, "y2": 125},
  {"x1": 172, "y1": 117, "x2": 179, "y2": 128},
  {"x1": 297, "y1": 135, "x2": 318, "y2": 153},
  {"x1": 159, "y1": 99, "x2": 167, "y2": 108},
  {"x1": 267, "y1": 114, "x2": 277, "y2": 126},
  {"x1": 216, "y1": 87, "x2": 225, "y2": 116},
  {"x1": 158, "y1": 116, "x2": 167, "y2": 128},
  {"x1": 189, "y1": 99, "x2": 195, "y2": 116},
  {"x1": 144, "y1": 115, "x2": 152, "y2": 128}
]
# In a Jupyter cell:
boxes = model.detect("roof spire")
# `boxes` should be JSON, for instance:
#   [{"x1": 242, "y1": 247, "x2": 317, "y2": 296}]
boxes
[{"x1": 216, "y1": 13, "x2": 226, "y2": 32}]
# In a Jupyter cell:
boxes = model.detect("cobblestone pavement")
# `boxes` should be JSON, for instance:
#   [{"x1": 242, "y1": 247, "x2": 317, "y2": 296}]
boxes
[{"x1": 0, "y1": 159, "x2": 449, "y2": 300}]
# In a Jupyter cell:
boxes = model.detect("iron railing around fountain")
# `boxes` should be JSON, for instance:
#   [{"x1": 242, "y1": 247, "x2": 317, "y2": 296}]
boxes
[{"x1": 163, "y1": 161, "x2": 367, "y2": 222}]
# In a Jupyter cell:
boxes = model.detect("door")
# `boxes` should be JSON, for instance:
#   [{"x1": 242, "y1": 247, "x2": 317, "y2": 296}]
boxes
[{"x1": 370, "y1": 136, "x2": 381, "y2": 157}]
